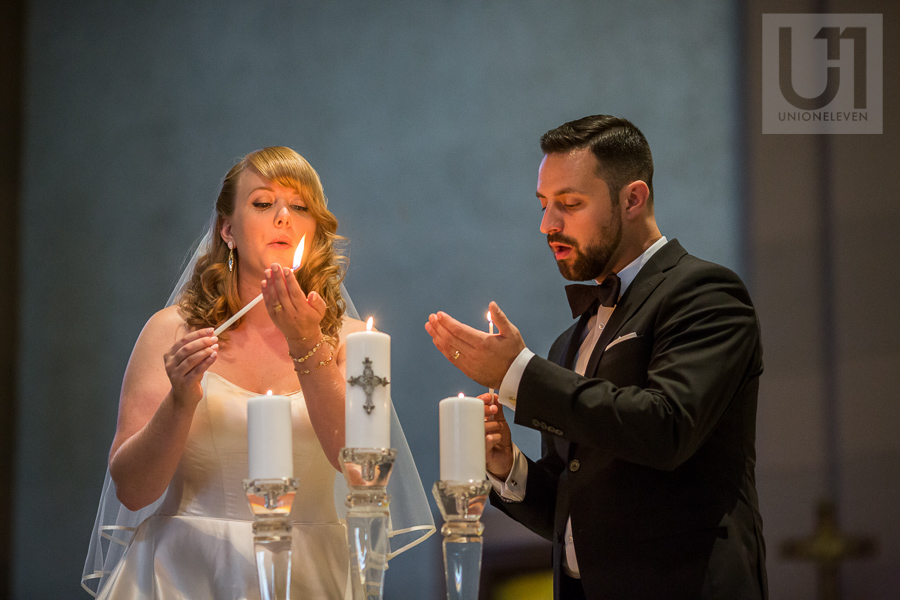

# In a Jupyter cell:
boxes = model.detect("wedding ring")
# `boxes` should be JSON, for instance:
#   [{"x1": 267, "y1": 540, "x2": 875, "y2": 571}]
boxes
[
  {"x1": 273, "y1": 303, "x2": 283, "y2": 313},
  {"x1": 453, "y1": 350, "x2": 460, "y2": 360}
]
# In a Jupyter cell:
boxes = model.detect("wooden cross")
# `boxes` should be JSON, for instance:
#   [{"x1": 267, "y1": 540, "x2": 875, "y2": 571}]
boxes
[
  {"x1": 347, "y1": 357, "x2": 389, "y2": 414},
  {"x1": 780, "y1": 500, "x2": 877, "y2": 600}
]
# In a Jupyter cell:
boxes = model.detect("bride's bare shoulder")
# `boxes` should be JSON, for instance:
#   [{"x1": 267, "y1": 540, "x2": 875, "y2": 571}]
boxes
[{"x1": 141, "y1": 305, "x2": 191, "y2": 345}]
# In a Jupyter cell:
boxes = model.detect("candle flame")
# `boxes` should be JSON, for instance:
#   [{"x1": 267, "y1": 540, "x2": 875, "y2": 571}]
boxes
[
  {"x1": 292, "y1": 234, "x2": 306, "y2": 270},
  {"x1": 458, "y1": 392, "x2": 464, "y2": 398},
  {"x1": 486, "y1": 310, "x2": 493, "y2": 325},
  {"x1": 366, "y1": 317, "x2": 374, "y2": 331},
  {"x1": 266, "y1": 390, "x2": 273, "y2": 396}
]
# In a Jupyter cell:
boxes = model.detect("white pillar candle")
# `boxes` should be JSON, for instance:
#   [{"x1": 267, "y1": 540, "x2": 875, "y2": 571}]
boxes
[
  {"x1": 439, "y1": 394, "x2": 486, "y2": 482},
  {"x1": 345, "y1": 319, "x2": 391, "y2": 448},
  {"x1": 247, "y1": 392, "x2": 293, "y2": 480}
]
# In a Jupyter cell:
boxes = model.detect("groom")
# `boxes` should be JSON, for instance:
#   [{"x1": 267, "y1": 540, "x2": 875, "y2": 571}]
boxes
[{"x1": 426, "y1": 115, "x2": 767, "y2": 599}]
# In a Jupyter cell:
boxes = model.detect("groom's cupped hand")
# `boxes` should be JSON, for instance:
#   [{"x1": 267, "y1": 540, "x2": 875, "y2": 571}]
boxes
[{"x1": 424, "y1": 301, "x2": 525, "y2": 389}]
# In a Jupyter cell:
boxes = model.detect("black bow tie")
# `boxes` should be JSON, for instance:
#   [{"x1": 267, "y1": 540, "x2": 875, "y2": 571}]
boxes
[{"x1": 565, "y1": 274, "x2": 621, "y2": 318}]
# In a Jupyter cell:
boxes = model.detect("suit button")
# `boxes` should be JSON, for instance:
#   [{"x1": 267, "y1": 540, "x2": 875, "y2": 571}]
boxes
[{"x1": 569, "y1": 459, "x2": 580, "y2": 472}]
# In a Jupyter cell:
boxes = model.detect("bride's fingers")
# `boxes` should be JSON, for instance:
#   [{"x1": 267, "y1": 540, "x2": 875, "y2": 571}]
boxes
[
  {"x1": 173, "y1": 350, "x2": 218, "y2": 385},
  {"x1": 286, "y1": 270, "x2": 324, "y2": 323},
  {"x1": 169, "y1": 344, "x2": 218, "y2": 381},
  {"x1": 306, "y1": 291, "x2": 327, "y2": 319},
  {"x1": 183, "y1": 346, "x2": 218, "y2": 379},
  {"x1": 281, "y1": 268, "x2": 324, "y2": 322},
  {"x1": 166, "y1": 333, "x2": 216, "y2": 368},
  {"x1": 171, "y1": 335, "x2": 217, "y2": 361},
  {"x1": 261, "y1": 265, "x2": 289, "y2": 312},
  {"x1": 262, "y1": 266, "x2": 298, "y2": 321},
  {"x1": 167, "y1": 328, "x2": 213, "y2": 355},
  {"x1": 269, "y1": 265, "x2": 295, "y2": 309},
  {"x1": 261, "y1": 269, "x2": 278, "y2": 306},
  {"x1": 179, "y1": 328, "x2": 214, "y2": 344},
  {"x1": 283, "y1": 267, "x2": 307, "y2": 300}
]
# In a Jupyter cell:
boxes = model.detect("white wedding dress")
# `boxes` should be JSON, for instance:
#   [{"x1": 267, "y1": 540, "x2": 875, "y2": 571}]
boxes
[{"x1": 95, "y1": 372, "x2": 349, "y2": 599}]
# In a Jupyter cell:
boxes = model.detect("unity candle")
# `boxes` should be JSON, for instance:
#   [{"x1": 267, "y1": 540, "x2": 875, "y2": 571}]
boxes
[
  {"x1": 345, "y1": 318, "x2": 391, "y2": 449},
  {"x1": 439, "y1": 394, "x2": 486, "y2": 482},
  {"x1": 247, "y1": 391, "x2": 293, "y2": 480}
]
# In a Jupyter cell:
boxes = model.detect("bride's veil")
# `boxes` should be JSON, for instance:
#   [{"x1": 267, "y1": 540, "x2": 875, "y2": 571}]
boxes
[{"x1": 82, "y1": 222, "x2": 434, "y2": 596}]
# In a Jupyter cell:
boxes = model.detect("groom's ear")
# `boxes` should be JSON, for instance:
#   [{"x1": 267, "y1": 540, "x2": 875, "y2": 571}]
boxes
[{"x1": 621, "y1": 181, "x2": 650, "y2": 221}]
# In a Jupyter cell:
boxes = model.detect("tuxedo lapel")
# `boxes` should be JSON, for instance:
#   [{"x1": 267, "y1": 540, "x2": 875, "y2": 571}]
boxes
[{"x1": 584, "y1": 240, "x2": 687, "y2": 376}]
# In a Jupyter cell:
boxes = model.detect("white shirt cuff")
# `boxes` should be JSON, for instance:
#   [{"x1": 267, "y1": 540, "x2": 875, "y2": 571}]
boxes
[
  {"x1": 497, "y1": 348, "x2": 534, "y2": 411},
  {"x1": 486, "y1": 443, "x2": 527, "y2": 502}
]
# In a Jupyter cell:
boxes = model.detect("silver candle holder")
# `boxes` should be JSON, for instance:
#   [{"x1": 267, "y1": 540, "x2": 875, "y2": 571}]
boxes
[
  {"x1": 244, "y1": 478, "x2": 300, "y2": 600},
  {"x1": 340, "y1": 447, "x2": 396, "y2": 600},
  {"x1": 432, "y1": 479, "x2": 490, "y2": 600}
]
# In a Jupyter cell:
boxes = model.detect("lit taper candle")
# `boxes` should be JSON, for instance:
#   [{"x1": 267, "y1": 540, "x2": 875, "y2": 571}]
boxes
[{"x1": 487, "y1": 310, "x2": 495, "y2": 399}]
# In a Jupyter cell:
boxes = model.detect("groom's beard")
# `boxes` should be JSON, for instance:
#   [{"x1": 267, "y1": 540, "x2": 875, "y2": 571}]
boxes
[{"x1": 549, "y1": 213, "x2": 622, "y2": 282}]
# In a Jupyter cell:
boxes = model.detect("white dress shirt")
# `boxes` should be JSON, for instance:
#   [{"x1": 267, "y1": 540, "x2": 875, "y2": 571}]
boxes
[{"x1": 487, "y1": 236, "x2": 667, "y2": 578}]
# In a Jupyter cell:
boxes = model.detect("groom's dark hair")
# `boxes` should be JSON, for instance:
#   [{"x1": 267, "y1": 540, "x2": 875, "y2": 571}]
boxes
[{"x1": 540, "y1": 114, "x2": 654, "y2": 205}]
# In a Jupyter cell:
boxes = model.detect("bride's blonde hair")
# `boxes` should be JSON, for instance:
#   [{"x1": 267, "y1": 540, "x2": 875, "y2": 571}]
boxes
[{"x1": 179, "y1": 147, "x2": 347, "y2": 344}]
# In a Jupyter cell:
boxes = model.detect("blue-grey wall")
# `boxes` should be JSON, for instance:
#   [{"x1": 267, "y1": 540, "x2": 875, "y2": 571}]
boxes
[{"x1": 15, "y1": 1, "x2": 739, "y2": 597}]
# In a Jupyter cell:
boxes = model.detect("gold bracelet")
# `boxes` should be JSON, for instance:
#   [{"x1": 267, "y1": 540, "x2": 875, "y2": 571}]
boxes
[
  {"x1": 295, "y1": 353, "x2": 334, "y2": 376},
  {"x1": 289, "y1": 338, "x2": 323, "y2": 364}
]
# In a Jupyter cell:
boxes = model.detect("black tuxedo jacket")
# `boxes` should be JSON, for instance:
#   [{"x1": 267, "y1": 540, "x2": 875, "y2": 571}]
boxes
[{"x1": 491, "y1": 240, "x2": 768, "y2": 600}]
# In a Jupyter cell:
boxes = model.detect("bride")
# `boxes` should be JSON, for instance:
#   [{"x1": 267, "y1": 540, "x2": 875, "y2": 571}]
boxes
[{"x1": 82, "y1": 147, "x2": 433, "y2": 598}]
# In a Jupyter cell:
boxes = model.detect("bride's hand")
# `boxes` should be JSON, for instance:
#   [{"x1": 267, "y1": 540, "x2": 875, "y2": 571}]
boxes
[
  {"x1": 164, "y1": 328, "x2": 218, "y2": 409},
  {"x1": 261, "y1": 264, "x2": 327, "y2": 340}
]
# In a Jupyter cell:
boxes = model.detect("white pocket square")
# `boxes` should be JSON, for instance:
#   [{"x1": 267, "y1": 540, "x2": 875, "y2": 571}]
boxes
[{"x1": 606, "y1": 332, "x2": 638, "y2": 350}]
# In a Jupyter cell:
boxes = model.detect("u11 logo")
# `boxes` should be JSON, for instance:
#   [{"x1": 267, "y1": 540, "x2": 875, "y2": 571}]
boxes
[{"x1": 762, "y1": 14, "x2": 882, "y2": 134}]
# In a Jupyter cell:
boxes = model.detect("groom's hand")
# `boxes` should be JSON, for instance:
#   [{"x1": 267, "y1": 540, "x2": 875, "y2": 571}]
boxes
[
  {"x1": 425, "y1": 301, "x2": 525, "y2": 389},
  {"x1": 481, "y1": 393, "x2": 514, "y2": 480}
]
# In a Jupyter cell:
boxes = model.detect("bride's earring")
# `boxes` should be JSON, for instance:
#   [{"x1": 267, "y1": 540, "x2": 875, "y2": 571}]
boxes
[{"x1": 227, "y1": 241, "x2": 235, "y2": 272}]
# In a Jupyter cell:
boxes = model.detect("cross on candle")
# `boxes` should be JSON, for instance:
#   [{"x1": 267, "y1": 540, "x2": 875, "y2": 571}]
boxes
[{"x1": 348, "y1": 357, "x2": 390, "y2": 414}]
